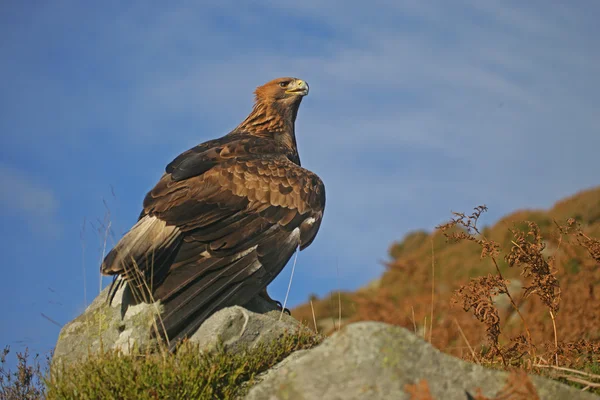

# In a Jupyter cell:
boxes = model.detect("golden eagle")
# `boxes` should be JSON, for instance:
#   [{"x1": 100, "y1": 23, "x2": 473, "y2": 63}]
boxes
[{"x1": 101, "y1": 77, "x2": 325, "y2": 347}]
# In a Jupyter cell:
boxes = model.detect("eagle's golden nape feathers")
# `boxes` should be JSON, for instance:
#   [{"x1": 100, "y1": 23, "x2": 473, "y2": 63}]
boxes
[
  {"x1": 101, "y1": 76, "x2": 325, "y2": 350},
  {"x1": 235, "y1": 77, "x2": 309, "y2": 140}
]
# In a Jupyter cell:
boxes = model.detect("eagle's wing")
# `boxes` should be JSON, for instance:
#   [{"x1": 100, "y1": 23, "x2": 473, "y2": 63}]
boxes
[
  {"x1": 163, "y1": 135, "x2": 300, "y2": 182},
  {"x1": 102, "y1": 146, "x2": 324, "y2": 347}
]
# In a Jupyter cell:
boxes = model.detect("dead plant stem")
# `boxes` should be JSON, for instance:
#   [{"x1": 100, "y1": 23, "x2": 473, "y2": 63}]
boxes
[
  {"x1": 490, "y1": 256, "x2": 535, "y2": 360},
  {"x1": 429, "y1": 239, "x2": 435, "y2": 344}
]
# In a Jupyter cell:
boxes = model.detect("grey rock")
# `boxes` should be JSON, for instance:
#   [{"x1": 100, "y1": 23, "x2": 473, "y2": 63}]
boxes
[
  {"x1": 245, "y1": 322, "x2": 597, "y2": 400},
  {"x1": 53, "y1": 282, "x2": 162, "y2": 368},
  {"x1": 189, "y1": 306, "x2": 309, "y2": 353},
  {"x1": 52, "y1": 279, "x2": 304, "y2": 367}
]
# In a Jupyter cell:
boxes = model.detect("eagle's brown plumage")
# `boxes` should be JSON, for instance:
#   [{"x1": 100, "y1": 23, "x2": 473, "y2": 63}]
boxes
[{"x1": 101, "y1": 77, "x2": 325, "y2": 348}]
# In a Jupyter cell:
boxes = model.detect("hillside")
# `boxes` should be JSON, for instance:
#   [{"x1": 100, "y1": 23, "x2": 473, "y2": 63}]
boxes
[
  {"x1": 293, "y1": 186, "x2": 600, "y2": 373},
  {"x1": 3, "y1": 187, "x2": 599, "y2": 398}
]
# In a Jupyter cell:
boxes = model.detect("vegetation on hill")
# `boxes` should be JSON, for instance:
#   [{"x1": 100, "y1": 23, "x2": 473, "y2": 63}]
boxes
[
  {"x1": 1, "y1": 329, "x2": 322, "y2": 399},
  {"x1": 293, "y1": 186, "x2": 600, "y2": 392},
  {"x1": 2, "y1": 187, "x2": 599, "y2": 397}
]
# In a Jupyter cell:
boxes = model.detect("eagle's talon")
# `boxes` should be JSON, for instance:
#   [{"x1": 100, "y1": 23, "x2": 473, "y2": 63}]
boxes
[
  {"x1": 275, "y1": 301, "x2": 291, "y2": 315},
  {"x1": 260, "y1": 290, "x2": 291, "y2": 314}
]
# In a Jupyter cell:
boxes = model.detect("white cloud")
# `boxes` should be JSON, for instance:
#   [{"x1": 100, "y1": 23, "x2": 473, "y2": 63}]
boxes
[{"x1": 0, "y1": 164, "x2": 61, "y2": 237}]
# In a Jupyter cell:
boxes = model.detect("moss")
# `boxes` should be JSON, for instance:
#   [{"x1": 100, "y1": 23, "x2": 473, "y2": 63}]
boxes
[
  {"x1": 67, "y1": 304, "x2": 114, "y2": 339},
  {"x1": 377, "y1": 325, "x2": 409, "y2": 371}
]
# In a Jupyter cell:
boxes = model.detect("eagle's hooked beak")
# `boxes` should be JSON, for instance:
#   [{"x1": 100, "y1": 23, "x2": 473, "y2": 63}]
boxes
[{"x1": 286, "y1": 79, "x2": 309, "y2": 96}]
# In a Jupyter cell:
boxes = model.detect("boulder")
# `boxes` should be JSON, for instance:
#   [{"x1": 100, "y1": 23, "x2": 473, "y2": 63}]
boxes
[
  {"x1": 245, "y1": 322, "x2": 597, "y2": 400},
  {"x1": 52, "y1": 280, "x2": 302, "y2": 366},
  {"x1": 190, "y1": 306, "x2": 308, "y2": 353},
  {"x1": 53, "y1": 282, "x2": 162, "y2": 367}
]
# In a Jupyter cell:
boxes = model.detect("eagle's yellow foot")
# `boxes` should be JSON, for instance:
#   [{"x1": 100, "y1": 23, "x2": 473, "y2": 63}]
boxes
[{"x1": 259, "y1": 288, "x2": 291, "y2": 315}]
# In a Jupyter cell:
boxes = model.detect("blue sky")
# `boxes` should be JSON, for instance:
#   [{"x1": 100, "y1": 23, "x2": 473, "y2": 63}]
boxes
[{"x1": 1, "y1": 1, "x2": 599, "y2": 361}]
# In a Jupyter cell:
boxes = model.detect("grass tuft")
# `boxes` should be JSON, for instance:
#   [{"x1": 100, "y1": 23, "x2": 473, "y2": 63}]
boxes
[{"x1": 1, "y1": 329, "x2": 322, "y2": 399}]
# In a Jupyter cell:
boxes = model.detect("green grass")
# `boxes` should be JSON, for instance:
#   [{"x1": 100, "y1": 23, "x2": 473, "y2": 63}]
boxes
[{"x1": 1, "y1": 329, "x2": 323, "y2": 400}]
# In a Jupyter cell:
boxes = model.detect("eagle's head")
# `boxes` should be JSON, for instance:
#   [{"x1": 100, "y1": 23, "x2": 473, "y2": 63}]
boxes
[
  {"x1": 254, "y1": 77, "x2": 309, "y2": 104},
  {"x1": 233, "y1": 77, "x2": 309, "y2": 137}
]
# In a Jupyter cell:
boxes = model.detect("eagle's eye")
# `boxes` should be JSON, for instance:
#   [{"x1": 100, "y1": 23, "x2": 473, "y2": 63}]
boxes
[{"x1": 279, "y1": 81, "x2": 289, "y2": 88}]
